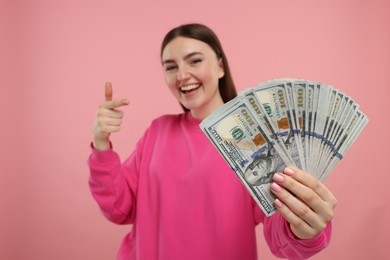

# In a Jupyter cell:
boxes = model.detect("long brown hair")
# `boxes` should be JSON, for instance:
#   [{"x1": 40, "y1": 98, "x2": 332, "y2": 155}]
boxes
[{"x1": 161, "y1": 23, "x2": 237, "y2": 111}]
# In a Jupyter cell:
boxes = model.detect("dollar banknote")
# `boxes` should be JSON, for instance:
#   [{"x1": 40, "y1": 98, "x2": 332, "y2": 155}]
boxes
[
  {"x1": 200, "y1": 78, "x2": 368, "y2": 216},
  {"x1": 200, "y1": 96, "x2": 293, "y2": 216}
]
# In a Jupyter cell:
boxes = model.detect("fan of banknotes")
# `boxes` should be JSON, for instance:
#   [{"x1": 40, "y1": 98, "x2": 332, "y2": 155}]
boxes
[{"x1": 200, "y1": 78, "x2": 368, "y2": 216}]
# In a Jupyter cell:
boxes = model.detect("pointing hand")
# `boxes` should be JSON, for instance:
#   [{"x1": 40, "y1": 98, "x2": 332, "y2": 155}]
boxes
[{"x1": 92, "y1": 82, "x2": 129, "y2": 150}]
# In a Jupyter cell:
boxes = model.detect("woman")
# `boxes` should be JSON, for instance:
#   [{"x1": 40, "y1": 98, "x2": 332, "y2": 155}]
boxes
[{"x1": 88, "y1": 23, "x2": 336, "y2": 260}]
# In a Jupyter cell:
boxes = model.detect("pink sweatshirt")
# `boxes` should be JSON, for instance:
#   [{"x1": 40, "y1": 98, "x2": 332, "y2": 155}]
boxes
[{"x1": 88, "y1": 112, "x2": 331, "y2": 260}]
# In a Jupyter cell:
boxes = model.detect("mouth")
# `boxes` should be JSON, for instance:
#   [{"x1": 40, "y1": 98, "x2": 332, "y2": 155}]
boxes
[{"x1": 180, "y1": 83, "x2": 201, "y2": 94}]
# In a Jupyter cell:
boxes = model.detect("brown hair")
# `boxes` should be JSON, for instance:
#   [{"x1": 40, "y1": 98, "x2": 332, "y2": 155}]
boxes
[{"x1": 160, "y1": 23, "x2": 237, "y2": 111}]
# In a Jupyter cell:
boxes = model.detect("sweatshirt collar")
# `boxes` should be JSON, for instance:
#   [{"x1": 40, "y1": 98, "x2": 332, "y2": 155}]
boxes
[{"x1": 184, "y1": 112, "x2": 203, "y2": 129}]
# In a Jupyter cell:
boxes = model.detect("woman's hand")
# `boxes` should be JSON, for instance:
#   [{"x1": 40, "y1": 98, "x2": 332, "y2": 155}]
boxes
[
  {"x1": 92, "y1": 82, "x2": 129, "y2": 151},
  {"x1": 270, "y1": 166, "x2": 337, "y2": 239}
]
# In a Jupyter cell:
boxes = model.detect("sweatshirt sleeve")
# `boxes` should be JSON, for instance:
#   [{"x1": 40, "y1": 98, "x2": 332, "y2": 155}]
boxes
[
  {"x1": 263, "y1": 212, "x2": 332, "y2": 260},
  {"x1": 87, "y1": 138, "x2": 143, "y2": 225}
]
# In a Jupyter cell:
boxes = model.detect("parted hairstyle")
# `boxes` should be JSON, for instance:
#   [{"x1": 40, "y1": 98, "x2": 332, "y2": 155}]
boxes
[{"x1": 160, "y1": 23, "x2": 237, "y2": 112}]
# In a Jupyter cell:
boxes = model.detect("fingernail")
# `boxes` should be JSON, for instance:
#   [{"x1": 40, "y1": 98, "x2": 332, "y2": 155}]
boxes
[
  {"x1": 271, "y1": 182, "x2": 282, "y2": 192},
  {"x1": 284, "y1": 167, "x2": 294, "y2": 176},
  {"x1": 274, "y1": 199, "x2": 283, "y2": 208},
  {"x1": 273, "y1": 173, "x2": 284, "y2": 183},
  {"x1": 123, "y1": 99, "x2": 129, "y2": 105}
]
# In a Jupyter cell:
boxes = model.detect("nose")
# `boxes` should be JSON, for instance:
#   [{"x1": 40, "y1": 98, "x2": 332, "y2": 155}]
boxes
[{"x1": 177, "y1": 67, "x2": 190, "y2": 81}]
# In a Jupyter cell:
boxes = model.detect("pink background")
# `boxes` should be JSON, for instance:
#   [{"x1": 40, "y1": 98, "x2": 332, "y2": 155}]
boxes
[{"x1": 2, "y1": 0, "x2": 389, "y2": 259}]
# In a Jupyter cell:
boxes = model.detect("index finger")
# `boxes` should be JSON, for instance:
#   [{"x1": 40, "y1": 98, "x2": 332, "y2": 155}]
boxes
[
  {"x1": 282, "y1": 167, "x2": 336, "y2": 202},
  {"x1": 105, "y1": 82, "x2": 113, "y2": 101},
  {"x1": 104, "y1": 98, "x2": 129, "y2": 109}
]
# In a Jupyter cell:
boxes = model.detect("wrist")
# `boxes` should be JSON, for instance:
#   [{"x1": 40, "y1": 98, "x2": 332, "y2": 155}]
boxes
[{"x1": 92, "y1": 137, "x2": 111, "y2": 151}]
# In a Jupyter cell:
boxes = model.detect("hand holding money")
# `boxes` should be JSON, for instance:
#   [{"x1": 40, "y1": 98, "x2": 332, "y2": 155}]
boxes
[
  {"x1": 93, "y1": 82, "x2": 129, "y2": 151},
  {"x1": 200, "y1": 78, "x2": 368, "y2": 216},
  {"x1": 271, "y1": 166, "x2": 337, "y2": 239}
]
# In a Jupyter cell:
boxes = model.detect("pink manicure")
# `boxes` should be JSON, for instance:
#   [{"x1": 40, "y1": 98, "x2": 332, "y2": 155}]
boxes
[
  {"x1": 273, "y1": 173, "x2": 285, "y2": 182},
  {"x1": 284, "y1": 167, "x2": 294, "y2": 176},
  {"x1": 274, "y1": 199, "x2": 283, "y2": 208},
  {"x1": 271, "y1": 182, "x2": 282, "y2": 192}
]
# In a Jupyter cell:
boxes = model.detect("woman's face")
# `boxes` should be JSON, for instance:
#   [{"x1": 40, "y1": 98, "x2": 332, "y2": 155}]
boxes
[{"x1": 161, "y1": 37, "x2": 225, "y2": 119}]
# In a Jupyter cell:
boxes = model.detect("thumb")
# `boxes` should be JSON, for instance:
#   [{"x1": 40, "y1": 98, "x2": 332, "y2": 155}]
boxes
[{"x1": 105, "y1": 82, "x2": 113, "y2": 101}]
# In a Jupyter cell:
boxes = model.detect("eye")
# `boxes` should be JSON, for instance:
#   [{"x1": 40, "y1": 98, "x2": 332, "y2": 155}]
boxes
[
  {"x1": 165, "y1": 65, "x2": 177, "y2": 72},
  {"x1": 191, "y1": 58, "x2": 202, "y2": 65}
]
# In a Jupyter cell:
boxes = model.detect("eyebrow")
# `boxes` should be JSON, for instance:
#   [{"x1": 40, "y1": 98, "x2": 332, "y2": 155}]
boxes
[{"x1": 162, "y1": 51, "x2": 204, "y2": 65}]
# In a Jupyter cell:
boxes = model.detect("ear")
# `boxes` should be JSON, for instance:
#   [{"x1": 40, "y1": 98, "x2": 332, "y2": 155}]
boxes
[{"x1": 218, "y1": 58, "x2": 225, "y2": 79}]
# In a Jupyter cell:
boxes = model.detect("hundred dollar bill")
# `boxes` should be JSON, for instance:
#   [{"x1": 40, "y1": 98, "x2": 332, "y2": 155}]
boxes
[
  {"x1": 317, "y1": 95, "x2": 359, "y2": 176},
  {"x1": 284, "y1": 80, "x2": 306, "y2": 171},
  {"x1": 314, "y1": 88, "x2": 344, "y2": 174},
  {"x1": 305, "y1": 82, "x2": 317, "y2": 173},
  {"x1": 253, "y1": 81, "x2": 305, "y2": 170},
  {"x1": 304, "y1": 83, "x2": 315, "y2": 172},
  {"x1": 291, "y1": 80, "x2": 308, "y2": 169},
  {"x1": 308, "y1": 83, "x2": 331, "y2": 177},
  {"x1": 200, "y1": 96, "x2": 291, "y2": 216},
  {"x1": 240, "y1": 88, "x2": 295, "y2": 165},
  {"x1": 200, "y1": 78, "x2": 369, "y2": 214},
  {"x1": 331, "y1": 112, "x2": 368, "y2": 174},
  {"x1": 320, "y1": 109, "x2": 368, "y2": 180}
]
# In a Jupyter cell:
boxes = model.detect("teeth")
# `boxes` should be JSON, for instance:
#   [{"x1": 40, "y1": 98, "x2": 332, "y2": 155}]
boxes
[{"x1": 180, "y1": 84, "x2": 200, "y2": 92}]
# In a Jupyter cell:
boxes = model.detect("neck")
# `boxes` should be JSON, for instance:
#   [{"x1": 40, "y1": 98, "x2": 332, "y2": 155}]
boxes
[{"x1": 190, "y1": 100, "x2": 224, "y2": 120}]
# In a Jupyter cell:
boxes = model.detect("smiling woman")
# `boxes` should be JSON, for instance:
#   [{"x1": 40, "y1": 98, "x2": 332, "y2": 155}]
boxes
[
  {"x1": 160, "y1": 23, "x2": 237, "y2": 116},
  {"x1": 88, "y1": 23, "x2": 335, "y2": 260},
  {"x1": 161, "y1": 37, "x2": 225, "y2": 119},
  {"x1": 2, "y1": 0, "x2": 387, "y2": 259}
]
